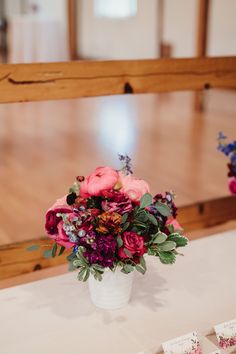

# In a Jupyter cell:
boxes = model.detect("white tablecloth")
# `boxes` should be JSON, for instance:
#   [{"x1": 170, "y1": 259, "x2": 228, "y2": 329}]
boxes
[
  {"x1": 8, "y1": 15, "x2": 69, "y2": 63},
  {"x1": 0, "y1": 230, "x2": 236, "y2": 354}
]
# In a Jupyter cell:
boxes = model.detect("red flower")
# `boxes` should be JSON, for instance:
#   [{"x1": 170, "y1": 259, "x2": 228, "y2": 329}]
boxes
[
  {"x1": 101, "y1": 190, "x2": 133, "y2": 215},
  {"x1": 118, "y1": 231, "x2": 146, "y2": 259}
]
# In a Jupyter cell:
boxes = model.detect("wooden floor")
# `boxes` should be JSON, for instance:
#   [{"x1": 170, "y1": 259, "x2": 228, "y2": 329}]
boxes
[{"x1": 0, "y1": 90, "x2": 235, "y2": 246}]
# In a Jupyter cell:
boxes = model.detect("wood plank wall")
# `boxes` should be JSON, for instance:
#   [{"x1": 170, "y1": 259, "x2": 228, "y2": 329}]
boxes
[{"x1": 0, "y1": 57, "x2": 235, "y2": 103}]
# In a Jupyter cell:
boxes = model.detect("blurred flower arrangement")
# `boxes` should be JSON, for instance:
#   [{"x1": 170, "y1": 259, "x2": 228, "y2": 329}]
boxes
[
  {"x1": 217, "y1": 132, "x2": 236, "y2": 194},
  {"x1": 43, "y1": 155, "x2": 188, "y2": 282}
]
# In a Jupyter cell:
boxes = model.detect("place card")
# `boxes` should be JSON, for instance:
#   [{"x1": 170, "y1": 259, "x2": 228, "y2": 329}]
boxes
[
  {"x1": 162, "y1": 331, "x2": 202, "y2": 354},
  {"x1": 214, "y1": 319, "x2": 236, "y2": 349}
]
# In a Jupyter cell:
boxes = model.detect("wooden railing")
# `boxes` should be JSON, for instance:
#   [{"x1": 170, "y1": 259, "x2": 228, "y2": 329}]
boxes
[{"x1": 0, "y1": 57, "x2": 235, "y2": 103}]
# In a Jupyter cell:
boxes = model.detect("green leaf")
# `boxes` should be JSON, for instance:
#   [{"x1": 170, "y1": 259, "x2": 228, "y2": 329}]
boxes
[
  {"x1": 117, "y1": 236, "x2": 123, "y2": 248},
  {"x1": 76, "y1": 247, "x2": 88, "y2": 264},
  {"x1": 167, "y1": 234, "x2": 188, "y2": 247},
  {"x1": 140, "y1": 193, "x2": 153, "y2": 209},
  {"x1": 73, "y1": 259, "x2": 86, "y2": 267},
  {"x1": 122, "y1": 222, "x2": 130, "y2": 232},
  {"x1": 121, "y1": 264, "x2": 134, "y2": 274},
  {"x1": 135, "y1": 264, "x2": 146, "y2": 275},
  {"x1": 140, "y1": 256, "x2": 147, "y2": 270},
  {"x1": 147, "y1": 248, "x2": 156, "y2": 256},
  {"x1": 167, "y1": 224, "x2": 175, "y2": 234},
  {"x1": 26, "y1": 244, "x2": 40, "y2": 252},
  {"x1": 155, "y1": 202, "x2": 172, "y2": 217},
  {"x1": 92, "y1": 264, "x2": 104, "y2": 272},
  {"x1": 78, "y1": 267, "x2": 87, "y2": 281},
  {"x1": 133, "y1": 222, "x2": 147, "y2": 229},
  {"x1": 94, "y1": 271, "x2": 102, "y2": 281},
  {"x1": 83, "y1": 268, "x2": 90, "y2": 282},
  {"x1": 67, "y1": 253, "x2": 76, "y2": 261},
  {"x1": 158, "y1": 241, "x2": 176, "y2": 251},
  {"x1": 121, "y1": 213, "x2": 129, "y2": 224},
  {"x1": 43, "y1": 249, "x2": 53, "y2": 258},
  {"x1": 124, "y1": 248, "x2": 132, "y2": 258},
  {"x1": 58, "y1": 246, "x2": 66, "y2": 256},
  {"x1": 68, "y1": 261, "x2": 76, "y2": 271},
  {"x1": 158, "y1": 251, "x2": 176, "y2": 264},
  {"x1": 146, "y1": 212, "x2": 158, "y2": 226},
  {"x1": 52, "y1": 243, "x2": 58, "y2": 258},
  {"x1": 135, "y1": 210, "x2": 149, "y2": 222},
  {"x1": 152, "y1": 232, "x2": 167, "y2": 244}
]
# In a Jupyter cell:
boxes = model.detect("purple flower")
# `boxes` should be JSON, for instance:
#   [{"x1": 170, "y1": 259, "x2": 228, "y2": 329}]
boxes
[
  {"x1": 83, "y1": 234, "x2": 117, "y2": 268},
  {"x1": 118, "y1": 154, "x2": 133, "y2": 175}
]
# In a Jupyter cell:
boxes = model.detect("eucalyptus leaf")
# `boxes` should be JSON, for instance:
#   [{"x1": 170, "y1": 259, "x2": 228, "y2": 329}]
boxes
[
  {"x1": 140, "y1": 256, "x2": 147, "y2": 270},
  {"x1": 158, "y1": 251, "x2": 176, "y2": 264},
  {"x1": 155, "y1": 202, "x2": 172, "y2": 217},
  {"x1": 83, "y1": 268, "x2": 90, "y2": 282},
  {"x1": 94, "y1": 271, "x2": 102, "y2": 281},
  {"x1": 167, "y1": 224, "x2": 175, "y2": 234},
  {"x1": 124, "y1": 248, "x2": 132, "y2": 258},
  {"x1": 140, "y1": 193, "x2": 153, "y2": 209},
  {"x1": 67, "y1": 253, "x2": 76, "y2": 261},
  {"x1": 135, "y1": 264, "x2": 146, "y2": 275},
  {"x1": 121, "y1": 264, "x2": 134, "y2": 274},
  {"x1": 52, "y1": 243, "x2": 58, "y2": 258},
  {"x1": 26, "y1": 244, "x2": 40, "y2": 252},
  {"x1": 158, "y1": 241, "x2": 176, "y2": 251},
  {"x1": 78, "y1": 267, "x2": 87, "y2": 281},
  {"x1": 147, "y1": 248, "x2": 156, "y2": 256},
  {"x1": 152, "y1": 232, "x2": 167, "y2": 244},
  {"x1": 92, "y1": 264, "x2": 104, "y2": 272},
  {"x1": 68, "y1": 260, "x2": 76, "y2": 271},
  {"x1": 117, "y1": 236, "x2": 123, "y2": 248},
  {"x1": 146, "y1": 212, "x2": 158, "y2": 226},
  {"x1": 58, "y1": 246, "x2": 66, "y2": 256},
  {"x1": 73, "y1": 259, "x2": 85, "y2": 267}
]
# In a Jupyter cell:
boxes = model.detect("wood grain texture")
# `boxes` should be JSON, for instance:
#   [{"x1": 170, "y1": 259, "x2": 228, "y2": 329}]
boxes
[
  {"x1": 194, "y1": 0, "x2": 210, "y2": 112},
  {"x1": 0, "y1": 196, "x2": 235, "y2": 281},
  {"x1": 196, "y1": 0, "x2": 210, "y2": 57},
  {"x1": 0, "y1": 57, "x2": 236, "y2": 103},
  {"x1": 67, "y1": 0, "x2": 78, "y2": 60}
]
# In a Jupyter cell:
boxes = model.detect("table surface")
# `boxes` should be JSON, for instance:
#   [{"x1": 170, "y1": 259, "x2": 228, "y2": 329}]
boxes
[{"x1": 0, "y1": 230, "x2": 236, "y2": 354}]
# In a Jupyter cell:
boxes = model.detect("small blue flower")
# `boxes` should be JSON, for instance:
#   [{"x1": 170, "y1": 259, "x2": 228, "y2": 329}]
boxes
[{"x1": 73, "y1": 245, "x2": 79, "y2": 253}]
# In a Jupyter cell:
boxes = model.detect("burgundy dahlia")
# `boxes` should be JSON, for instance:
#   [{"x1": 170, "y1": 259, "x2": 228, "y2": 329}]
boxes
[
  {"x1": 84, "y1": 234, "x2": 117, "y2": 267},
  {"x1": 101, "y1": 190, "x2": 133, "y2": 215}
]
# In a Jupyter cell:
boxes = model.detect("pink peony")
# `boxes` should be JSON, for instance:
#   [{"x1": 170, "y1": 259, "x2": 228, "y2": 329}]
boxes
[
  {"x1": 80, "y1": 166, "x2": 119, "y2": 198},
  {"x1": 228, "y1": 177, "x2": 236, "y2": 194},
  {"x1": 166, "y1": 217, "x2": 183, "y2": 231},
  {"x1": 119, "y1": 173, "x2": 150, "y2": 202}
]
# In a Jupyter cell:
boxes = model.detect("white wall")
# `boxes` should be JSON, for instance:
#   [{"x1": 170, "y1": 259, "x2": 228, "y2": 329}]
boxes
[
  {"x1": 163, "y1": 0, "x2": 197, "y2": 57},
  {"x1": 5, "y1": 0, "x2": 66, "y2": 23},
  {"x1": 79, "y1": 0, "x2": 159, "y2": 59},
  {"x1": 208, "y1": 0, "x2": 236, "y2": 56},
  {"x1": 79, "y1": 0, "x2": 236, "y2": 59}
]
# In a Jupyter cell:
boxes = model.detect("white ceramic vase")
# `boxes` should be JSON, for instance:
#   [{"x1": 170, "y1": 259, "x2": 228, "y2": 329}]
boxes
[{"x1": 88, "y1": 269, "x2": 134, "y2": 310}]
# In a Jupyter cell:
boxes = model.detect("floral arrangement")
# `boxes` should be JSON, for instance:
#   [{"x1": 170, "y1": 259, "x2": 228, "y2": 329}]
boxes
[
  {"x1": 217, "y1": 132, "x2": 236, "y2": 194},
  {"x1": 44, "y1": 155, "x2": 188, "y2": 282},
  {"x1": 218, "y1": 334, "x2": 236, "y2": 349}
]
